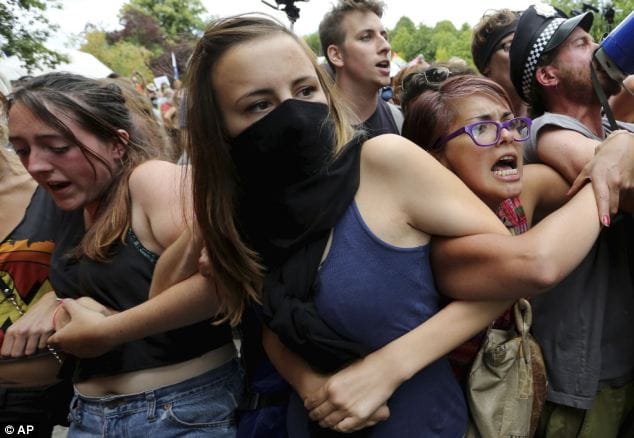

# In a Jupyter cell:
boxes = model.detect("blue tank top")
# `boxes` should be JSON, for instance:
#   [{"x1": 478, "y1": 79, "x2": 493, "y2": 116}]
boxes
[{"x1": 287, "y1": 201, "x2": 467, "y2": 437}]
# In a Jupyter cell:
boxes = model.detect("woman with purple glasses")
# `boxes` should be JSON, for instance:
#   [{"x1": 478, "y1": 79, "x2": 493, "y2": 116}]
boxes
[{"x1": 401, "y1": 73, "x2": 611, "y2": 377}]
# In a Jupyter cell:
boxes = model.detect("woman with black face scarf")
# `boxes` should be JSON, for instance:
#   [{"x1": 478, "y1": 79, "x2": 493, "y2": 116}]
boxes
[
  {"x1": 175, "y1": 13, "x2": 606, "y2": 438},
  {"x1": 178, "y1": 14, "x2": 514, "y2": 438}
]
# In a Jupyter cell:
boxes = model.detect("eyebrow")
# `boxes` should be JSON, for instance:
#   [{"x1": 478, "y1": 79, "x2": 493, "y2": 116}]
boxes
[
  {"x1": 465, "y1": 111, "x2": 513, "y2": 122},
  {"x1": 9, "y1": 133, "x2": 65, "y2": 142},
  {"x1": 235, "y1": 76, "x2": 317, "y2": 103},
  {"x1": 356, "y1": 27, "x2": 387, "y2": 36}
]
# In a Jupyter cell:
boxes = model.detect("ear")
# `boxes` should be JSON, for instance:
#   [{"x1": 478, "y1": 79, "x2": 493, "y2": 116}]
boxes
[
  {"x1": 326, "y1": 44, "x2": 345, "y2": 69},
  {"x1": 535, "y1": 65, "x2": 559, "y2": 89},
  {"x1": 112, "y1": 129, "x2": 129, "y2": 160}
]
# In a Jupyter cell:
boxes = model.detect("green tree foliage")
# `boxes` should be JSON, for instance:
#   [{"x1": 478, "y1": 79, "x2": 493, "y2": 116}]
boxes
[
  {"x1": 394, "y1": 16, "x2": 416, "y2": 34},
  {"x1": 389, "y1": 17, "x2": 473, "y2": 67},
  {"x1": 107, "y1": 7, "x2": 165, "y2": 55},
  {"x1": 549, "y1": 0, "x2": 634, "y2": 41},
  {"x1": 304, "y1": 32, "x2": 321, "y2": 56},
  {"x1": 0, "y1": 0, "x2": 67, "y2": 72},
  {"x1": 81, "y1": 30, "x2": 153, "y2": 79},
  {"x1": 455, "y1": 23, "x2": 475, "y2": 66},
  {"x1": 429, "y1": 27, "x2": 454, "y2": 62},
  {"x1": 122, "y1": 0, "x2": 207, "y2": 39},
  {"x1": 413, "y1": 25, "x2": 435, "y2": 62},
  {"x1": 390, "y1": 17, "x2": 426, "y2": 60},
  {"x1": 84, "y1": 0, "x2": 205, "y2": 80}
]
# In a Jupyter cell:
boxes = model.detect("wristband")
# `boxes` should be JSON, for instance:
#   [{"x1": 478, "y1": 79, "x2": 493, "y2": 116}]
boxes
[{"x1": 51, "y1": 299, "x2": 65, "y2": 331}]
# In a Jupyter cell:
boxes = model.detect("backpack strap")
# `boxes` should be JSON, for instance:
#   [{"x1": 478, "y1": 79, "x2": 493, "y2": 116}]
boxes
[{"x1": 387, "y1": 102, "x2": 404, "y2": 134}]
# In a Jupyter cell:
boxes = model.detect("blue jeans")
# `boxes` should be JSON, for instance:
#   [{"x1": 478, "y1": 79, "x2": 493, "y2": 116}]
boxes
[{"x1": 68, "y1": 359, "x2": 243, "y2": 437}]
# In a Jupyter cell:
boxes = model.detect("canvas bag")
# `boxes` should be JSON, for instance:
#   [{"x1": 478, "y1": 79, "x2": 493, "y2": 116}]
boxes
[{"x1": 466, "y1": 299, "x2": 547, "y2": 438}]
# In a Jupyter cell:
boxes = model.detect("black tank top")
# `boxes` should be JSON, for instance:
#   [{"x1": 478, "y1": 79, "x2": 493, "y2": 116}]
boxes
[
  {"x1": 358, "y1": 98, "x2": 400, "y2": 138},
  {"x1": 51, "y1": 219, "x2": 231, "y2": 381}
]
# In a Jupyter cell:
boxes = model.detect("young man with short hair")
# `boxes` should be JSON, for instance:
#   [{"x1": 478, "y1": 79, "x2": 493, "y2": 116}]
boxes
[{"x1": 319, "y1": 0, "x2": 402, "y2": 136}]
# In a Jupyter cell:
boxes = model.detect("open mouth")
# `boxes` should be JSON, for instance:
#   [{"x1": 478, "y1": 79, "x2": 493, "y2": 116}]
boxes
[
  {"x1": 592, "y1": 59, "x2": 612, "y2": 78},
  {"x1": 491, "y1": 155, "x2": 518, "y2": 177},
  {"x1": 594, "y1": 60, "x2": 603, "y2": 72},
  {"x1": 47, "y1": 181, "x2": 71, "y2": 192},
  {"x1": 376, "y1": 60, "x2": 390, "y2": 69}
]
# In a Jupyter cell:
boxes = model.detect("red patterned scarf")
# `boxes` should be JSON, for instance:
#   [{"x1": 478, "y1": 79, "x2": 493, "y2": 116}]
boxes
[{"x1": 448, "y1": 197, "x2": 528, "y2": 383}]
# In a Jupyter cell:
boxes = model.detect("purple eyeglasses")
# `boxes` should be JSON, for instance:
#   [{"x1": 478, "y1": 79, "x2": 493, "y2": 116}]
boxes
[{"x1": 432, "y1": 116, "x2": 532, "y2": 149}]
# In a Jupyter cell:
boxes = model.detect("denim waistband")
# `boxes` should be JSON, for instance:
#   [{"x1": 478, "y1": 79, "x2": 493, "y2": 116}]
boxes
[{"x1": 74, "y1": 358, "x2": 239, "y2": 418}]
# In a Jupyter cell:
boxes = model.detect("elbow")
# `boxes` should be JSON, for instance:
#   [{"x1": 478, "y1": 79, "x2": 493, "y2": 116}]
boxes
[
  {"x1": 528, "y1": 265, "x2": 561, "y2": 294},
  {"x1": 522, "y1": 249, "x2": 563, "y2": 295}
]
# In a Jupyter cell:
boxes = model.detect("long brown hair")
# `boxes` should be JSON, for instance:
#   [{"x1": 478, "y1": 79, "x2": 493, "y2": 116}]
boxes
[
  {"x1": 100, "y1": 77, "x2": 172, "y2": 162},
  {"x1": 184, "y1": 14, "x2": 354, "y2": 325},
  {"x1": 8, "y1": 72, "x2": 160, "y2": 260}
]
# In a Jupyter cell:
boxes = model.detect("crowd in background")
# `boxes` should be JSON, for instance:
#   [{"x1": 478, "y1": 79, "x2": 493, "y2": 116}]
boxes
[{"x1": 1, "y1": 1, "x2": 634, "y2": 438}]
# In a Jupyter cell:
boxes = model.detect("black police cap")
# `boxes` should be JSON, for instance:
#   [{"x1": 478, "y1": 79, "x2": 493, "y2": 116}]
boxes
[{"x1": 509, "y1": 3, "x2": 593, "y2": 101}]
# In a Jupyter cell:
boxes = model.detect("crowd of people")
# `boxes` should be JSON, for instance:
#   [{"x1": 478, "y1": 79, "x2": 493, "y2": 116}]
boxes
[
  {"x1": 128, "y1": 71, "x2": 185, "y2": 160},
  {"x1": 1, "y1": 1, "x2": 634, "y2": 437}
]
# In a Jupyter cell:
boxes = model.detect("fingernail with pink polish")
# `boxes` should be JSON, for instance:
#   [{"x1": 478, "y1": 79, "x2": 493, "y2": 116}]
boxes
[{"x1": 602, "y1": 215, "x2": 611, "y2": 227}]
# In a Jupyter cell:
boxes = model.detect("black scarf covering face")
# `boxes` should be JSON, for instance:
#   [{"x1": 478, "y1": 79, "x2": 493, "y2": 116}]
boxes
[{"x1": 230, "y1": 99, "x2": 370, "y2": 373}]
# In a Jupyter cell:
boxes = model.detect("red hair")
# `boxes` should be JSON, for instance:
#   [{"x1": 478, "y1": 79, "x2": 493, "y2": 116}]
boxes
[{"x1": 402, "y1": 75, "x2": 513, "y2": 153}]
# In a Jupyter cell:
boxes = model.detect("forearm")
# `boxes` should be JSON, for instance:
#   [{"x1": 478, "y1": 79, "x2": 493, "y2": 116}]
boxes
[
  {"x1": 375, "y1": 299, "x2": 511, "y2": 384},
  {"x1": 436, "y1": 186, "x2": 599, "y2": 300},
  {"x1": 32, "y1": 290, "x2": 58, "y2": 310},
  {"x1": 300, "y1": 300, "x2": 506, "y2": 432},
  {"x1": 103, "y1": 274, "x2": 219, "y2": 346},
  {"x1": 610, "y1": 75, "x2": 634, "y2": 122},
  {"x1": 519, "y1": 183, "x2": 599, "y2": 285},
  {"x1": 149, "y1": 227, "x2": 201, "y2": 298},
  {"x1": 262, "y1": 325, "x2": 326, "y2": 398},
  {"x1": 1, "y1": 290, "x2": 58, "y2": 357}
]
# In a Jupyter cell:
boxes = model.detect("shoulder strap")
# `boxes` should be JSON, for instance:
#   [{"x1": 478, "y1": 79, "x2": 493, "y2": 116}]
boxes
[
  {"x1": 387, "y1": 102, "x2": 404, "y2": 134},
  {"x1": 591, "y1": 63, "x2": 618, "y2": 131}
]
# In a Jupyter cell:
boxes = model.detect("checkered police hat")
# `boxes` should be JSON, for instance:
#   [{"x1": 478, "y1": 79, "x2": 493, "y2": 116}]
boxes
[{"x1": 509, "y1": 3, "x2": 594, "y2": 101}]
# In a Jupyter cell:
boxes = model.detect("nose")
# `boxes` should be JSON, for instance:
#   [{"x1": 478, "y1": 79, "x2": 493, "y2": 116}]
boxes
[
  {"x1": 378, "y1": 34, "x2": 391, "y2": 54},
  {"x1": 498, "y1": 126, "x2": 514, "y2": 144},
  {"x1": 283, "y1": 90, "x2": 295, "y2": 101},
  {"x1": 24, "y1": 148, "x2": 54, "y2": 175}
]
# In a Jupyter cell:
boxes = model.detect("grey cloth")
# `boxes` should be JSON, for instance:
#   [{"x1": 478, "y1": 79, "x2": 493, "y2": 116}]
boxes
[
  {"x1": 525, "y1": 112, "x2": 634, "y2": 409},
  {"x1": 524, "y1": 112, "x2": 634, "y2": 163},
  {"x1": 386, "y1": 102, "x2": 404, "y2": 134}
]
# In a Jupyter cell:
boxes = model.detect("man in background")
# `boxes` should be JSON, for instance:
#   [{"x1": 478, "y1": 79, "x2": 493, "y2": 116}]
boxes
[{"x1": 319, "y1": 0, "x2": 402, "y2": 136}]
